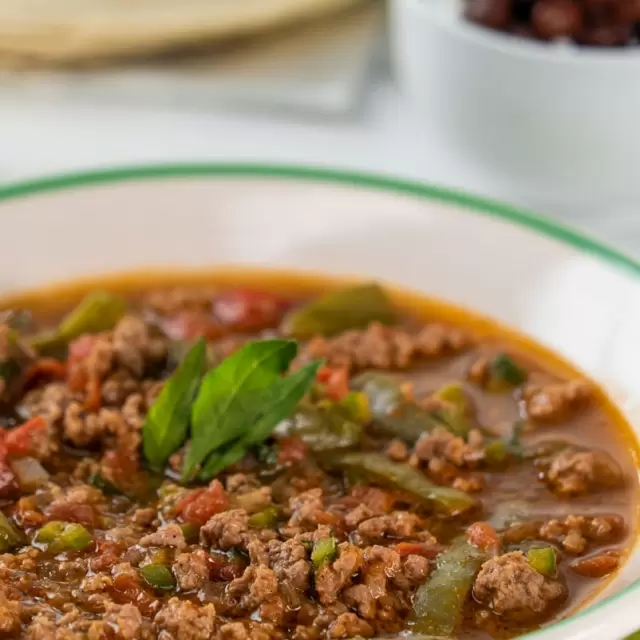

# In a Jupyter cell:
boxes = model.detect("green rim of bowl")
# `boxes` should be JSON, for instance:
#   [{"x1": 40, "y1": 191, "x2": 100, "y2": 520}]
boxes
[{"x1": 0, "y1": 162, "x2": 638, "y2": 638}]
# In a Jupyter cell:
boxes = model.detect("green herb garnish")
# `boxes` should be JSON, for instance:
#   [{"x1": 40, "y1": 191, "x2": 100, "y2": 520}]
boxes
[
  {"x1": 184, "y1": 340, "x2": 321, "y2": 481},
  {"x1": 142, "y1": 338, "x2": 321, "y2": 483},
  {"x1": 143, "y1": 339, "x2": 206, "y2": 471}
]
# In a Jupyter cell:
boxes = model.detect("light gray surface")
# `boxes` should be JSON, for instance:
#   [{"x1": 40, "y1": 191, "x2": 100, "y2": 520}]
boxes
[
  {"x1": 1, "y1": 78, "x2": 638, "y2": 259},
  {"x1": 0, "y1": 4, "x2": 383, "y2": 116}
]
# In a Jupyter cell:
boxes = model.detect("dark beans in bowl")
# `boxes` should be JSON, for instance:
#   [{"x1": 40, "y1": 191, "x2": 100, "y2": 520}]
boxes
[{"x1": 464, "y1": 0, "x2": 640, "y2": 46}]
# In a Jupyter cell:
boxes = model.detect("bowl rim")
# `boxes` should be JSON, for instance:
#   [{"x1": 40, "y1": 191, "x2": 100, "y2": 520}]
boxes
[
  {"x1": 401, "y1": 0, "x2": 640, "y2": 66},
  {"x1": 0, "y1": 161, "x2": 639, "y2": 638}
]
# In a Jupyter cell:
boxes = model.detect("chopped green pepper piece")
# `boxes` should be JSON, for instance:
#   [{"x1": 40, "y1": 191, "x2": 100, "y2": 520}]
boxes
[
  {"x1": 0, "y1": 359, "x2": 22, "y2": 389},
  {"x1": 411, "y1": 539, "x2": 487, "y2": 636},
  {"x1": 483, "y1": 421, "x2": 527, "y2": 468},
  {"x1": 483, "y1": 440, "x2": 509, "y2": 466},
  {"x1": 311, "y1": 537, "x2": 338, "y2": 569},
  {"x1": 431, "y1": 383, "x2": 473, "y2": 438},
  {"x1": 0, "y1": 321, "x2": 37, "y2": 391},
  {"x1": 34, "y1": 521, "x2": 93, "y2": 554},
  {"x1": 30, "y1": 291, "x2": 126, "y2": 351},
  {"x1": 527, "y1": 547, "x2": 556, "y2": 577},
  {"x1": 487, "y1": 354, "x2": 527, "y2": 392},
  {"x1": 249, "y1": 506, "x2": 280, "y2": 529},
  {"x1": 181, "y1": 523, "x2": 200, "y2": 544},
  {"x1": 353, "y1": 372, "x2": 403, "y2": 415},
  {"x1": 487, "y1": 499, "x2": 530, "y2": 529},
  {"x1": 89, "y1": 472, "x2": 126, "y2": 497},
  {"x1": 139, "y1": 563, "x2": 176, "y2": 591},
  {"x1": 277, "y1": 404, "x2": 362, "y2": 452},
  {"x1": 341, "y1": 391, "x2": 371, "y2": 424},
  {"x1": 151, "y1": 548, "x2": 173, "y2": 565},
  {"x1": 353, "y1": 373, "x2": 441, "y2": 443},
  {"x1": 506, "y1": 420, "x2": 526, "y2": 458},
  {"x1": 286, "y1": 283, "x2": 396, "y2": 338},
  {"x1": 0, "y1": 512, "x2": 23, "y2": 552},
  {"x1": 433, "y1": 383, "x2": 469, "y2": 410},
  {"x1": 327, "y1": 452, "x2": 475, "y2": 515}
]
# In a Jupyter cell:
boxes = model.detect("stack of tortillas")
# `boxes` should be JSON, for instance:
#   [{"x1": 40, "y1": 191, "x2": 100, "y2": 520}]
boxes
[{"x1": 0, "y1": 0, "x2": 367, "y2": 67}]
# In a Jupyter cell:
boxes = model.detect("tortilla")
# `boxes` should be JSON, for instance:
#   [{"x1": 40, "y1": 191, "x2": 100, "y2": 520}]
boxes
[{"x1": 0, "y1": 0, "x2": 366, "y2": 66}]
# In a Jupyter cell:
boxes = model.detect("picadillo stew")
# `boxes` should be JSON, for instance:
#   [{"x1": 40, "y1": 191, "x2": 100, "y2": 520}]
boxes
[{"x1": 0, "y1": 273, "x2": 636, "y2": 640}]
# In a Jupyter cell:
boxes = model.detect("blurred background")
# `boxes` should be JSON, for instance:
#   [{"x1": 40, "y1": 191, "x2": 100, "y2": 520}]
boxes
[{"x1": 1, "y1": 0, "x2": 639, "y2": 255}]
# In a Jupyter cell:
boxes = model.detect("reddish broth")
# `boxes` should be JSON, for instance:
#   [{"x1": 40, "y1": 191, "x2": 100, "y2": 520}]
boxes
[{"x1": 0, "y1": 270, "x2": 636, "y2": 640}]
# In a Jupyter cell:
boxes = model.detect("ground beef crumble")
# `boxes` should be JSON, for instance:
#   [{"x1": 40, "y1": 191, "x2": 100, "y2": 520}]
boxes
[
  {"x1": 473, "y1": 551, "x2": 566, "y2": 619},
  {"x1": 524, "y1": 380, "x2": 591, "y2": 422},
  {"x1": 0, "y1": 285, "x2": 634, "y2": 640},
  {"x1": 154, "y1": 599, "x2": 216, "y2": 640},
  {"x1": 543, "y1": 448, "x2": 623, "y2": 496},
  {"x1": 296, "y1": 322, "x2": 469, "y2": 373},
  {"x1": 172, "y1": 549, "x2": 210, "y2": 591},
  {"x1": 503, "y1": 514, "x2": 624, "y2": 555}
]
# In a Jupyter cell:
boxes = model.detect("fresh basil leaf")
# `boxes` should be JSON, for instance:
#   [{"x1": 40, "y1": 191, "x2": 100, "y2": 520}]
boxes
[
  {"x1": 198, "y1": 359, "x2": 323, "y2": 479},
  {"x1": 181, "y1": 340, "x2": 299, "y2": 481},
  {"x1": 143, "y1": 338, "x2": 206, "y2": 471}
]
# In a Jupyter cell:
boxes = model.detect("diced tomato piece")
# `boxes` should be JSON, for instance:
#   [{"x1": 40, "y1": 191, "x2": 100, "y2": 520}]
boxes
[
  {"x1": 22, "y1": 358, "x2": 67, "y2": 391},
  {"x1": 206, "y1": 551, "x2": 247, "y2": 582},
  {"x1": 395, "y1": 542, "x2": 442, "y2": 559},
  {"x1": 177, "y1": 480, "x2": 229, "y2": 527},
  {"x1": 467, "y1": 522, "x2": 500, "y2": 554},
  {"x1": 47, "y1": 502, "x2": 98, "y2": 528},
  {"x1": 315, "y1": 510, "x2": 342, "y2": 527},
  {"x1": 316, "y1": 366, "x2": 349, "y2": 402},
  {"x1": 102, "y1": 445, "x2": 138, "y2": 479},
  {"x1": 68, "y1": 335, "x2": 98, "y2": 361},
  {"x1": 175, "y1": 488, "x2": 205, "y2": 514},
  {"x1": 111, "y1": 572, "x2": 159, "y2": 616},
  {"x1": 4, "y1": 416, "x2": 47, "y2": 459},
  {"x1": 213, "y1": 288, "x2": 290, "y2": 332},
  {"x1": 349, "y1": 486, "x2": 396, "y2": 514},
  {"x1": 162, "y1": 310, "x2": 224, "y2": 342},
  {"x1": 91, "y1": 541, "x2": 122, "y2": 572},
  {"x1": 0, "y1": 460, "x2": 18, "y2": 499},
  {"x1": 66, "y1": 364, "x2": 88, "y2": 393},
  {"x1": 570, "y1": 553, "x2": 620, "y2": 578},
  {"x1": 66, "y1": 335, "x2": 96, "y2": 393},
  {"x1": 84, "y1": 376, "x2": 102, "y2": 413},
  {"x1": 277, "y1": 436, "x2": 308, "y2": 465}
]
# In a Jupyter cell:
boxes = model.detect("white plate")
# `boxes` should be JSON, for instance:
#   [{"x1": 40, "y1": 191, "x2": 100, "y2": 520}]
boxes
[{"x1": 0, "y1": 164, "x2": 638, "y2": 639}]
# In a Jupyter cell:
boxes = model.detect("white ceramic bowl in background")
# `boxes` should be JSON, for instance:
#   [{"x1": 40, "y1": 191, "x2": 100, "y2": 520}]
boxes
[
  {"x1": 390, "y1": 0, "x2": 640, "y2": 204},
  {"x1": 0, "y1": 164, "x2": 639, "y2": 639}
]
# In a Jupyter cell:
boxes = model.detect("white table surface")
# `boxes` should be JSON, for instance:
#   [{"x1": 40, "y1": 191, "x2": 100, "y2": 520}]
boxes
[{"x1": 2, "y1": 79, "x2": 639, "y2": 259}]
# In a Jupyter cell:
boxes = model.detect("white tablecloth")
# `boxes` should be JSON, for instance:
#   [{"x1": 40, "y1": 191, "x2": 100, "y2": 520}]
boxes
[{"x1": 1, "y1": 80, "x2": 638, "y2": 258}]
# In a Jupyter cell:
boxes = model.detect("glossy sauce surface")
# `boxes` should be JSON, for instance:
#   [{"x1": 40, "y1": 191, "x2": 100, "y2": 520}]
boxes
[{"x1": 0, "y1": 269, "x2": 636, "y2": 640}]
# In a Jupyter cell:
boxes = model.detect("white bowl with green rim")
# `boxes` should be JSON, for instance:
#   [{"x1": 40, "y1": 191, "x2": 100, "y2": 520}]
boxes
[{"x1": 0, "y1": 164, "x2": 638, "y2": 639}]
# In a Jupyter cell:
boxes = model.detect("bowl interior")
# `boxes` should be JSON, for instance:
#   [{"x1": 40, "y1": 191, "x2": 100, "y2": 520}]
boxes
[{"x1": 1, "y1": 165, "x2": 639, "y2": 639}]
